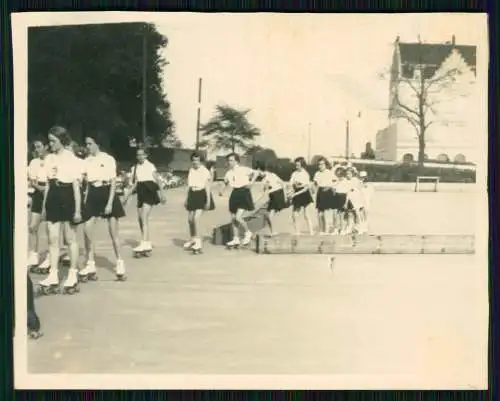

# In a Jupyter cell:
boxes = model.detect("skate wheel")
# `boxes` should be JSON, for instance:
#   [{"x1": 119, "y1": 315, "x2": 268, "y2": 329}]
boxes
[
  {"x1": 78, "y1": 276, "x2": 88, "y2": 283},
  {"x1": 89, "y1": 275, "x2": 98, "y2": 281},
  {"x1": 29, "y1": 331, "x2": 43, "y2": 339},
  {"x1": 133, "y1": 253, "x2": 141, "y2": 258},
  {"x1": 116, "y1": 275, "x2": 127, "y2": 281}
]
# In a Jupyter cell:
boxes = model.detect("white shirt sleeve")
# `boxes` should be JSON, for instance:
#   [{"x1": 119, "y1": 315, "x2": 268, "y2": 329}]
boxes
[
  {"x1": 107, "y1": 155, "x2": 117, "y2": 179},
  {"x1": 224, "y1": 171, "x2": 230, "y2": 184},
  {"x1": 28, "y1": 160, "x2": 37, "y2": 181}
]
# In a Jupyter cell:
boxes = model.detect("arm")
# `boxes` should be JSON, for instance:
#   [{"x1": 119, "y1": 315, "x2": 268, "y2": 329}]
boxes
[
  {"x1": 204, "y1": 171, "x2": 212, "y2": 208},
  {"x1": 73, "y1": 178, "x2": 82, "y2": 219},
  {"x1": 152, "y1": 170, "x2": 166, "y2": 202},
  {"x1": 106, "y1": 158, "x2": 117, "y2": 210}
]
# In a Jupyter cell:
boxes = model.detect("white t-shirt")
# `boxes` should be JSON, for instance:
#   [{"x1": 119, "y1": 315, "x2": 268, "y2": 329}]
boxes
[
  {"x1": 131, "y1": 160, "x2": 157, "y2": 182},
  {"x1": 45, "y1": 149, "x2": 83, "y2": 183},
  {"x1": 334, "y1": 179, "x2": 351, "y2": 194},
  {"x1": 28, "y1": 157, "x2": 50, "y2": 183},
  {"x1": 313, "y1": 169, "x2": 335, "y2": 187},
  {"x1": 84, "y1": 152, "x2": 117, "y2": 182},
  {"x1": 290, "y1": 170, "x2": 310, "y2": 188},
  {"x1": 262, "y1": 171, "x2": 282, "y2": 193},
  {"x1": 224, "y1": 165, "x2": 254, "y2": 189},
  {"x1": 188, "y1": 165, "x2": 212, "y2": 189}
]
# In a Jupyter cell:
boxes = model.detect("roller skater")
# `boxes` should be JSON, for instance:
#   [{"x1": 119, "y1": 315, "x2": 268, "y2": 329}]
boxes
[
  {"x1": 254, "y1": 161, "x2": 288, "y2": 236},
  {"x1": 344, "y1": 167, "x2": 364, "y2": 235},
  {"x1": 27, "y1": 137, "x2": 50, "y2": 272},
  {"x1": 313, "y1": 157, "x2": 336, "y2": 235},
  {"x1": 358, "y1": 170, "x2": 374, "y2": 234},
  {"x1": 184, "y1": 151, "x2": 215, "y2": 255},
  {"x1": 331, "y1": 166, "x2": 350, "y2": 235},
  {"x1": 122, "y1": 146, "x2": 166, "y2": 258},
  {"x1": 79, "y1": 133, "x2": 127, "y2": 282},
  {"x1": 219, "y1": 153, "x2": 258, "y2": 249},
  {"x1": 289, "y1": 157, "x2": 314, "y2": 235},
  {"x1": 38, "y1": 126, "x2": 83, "y2": 296}
]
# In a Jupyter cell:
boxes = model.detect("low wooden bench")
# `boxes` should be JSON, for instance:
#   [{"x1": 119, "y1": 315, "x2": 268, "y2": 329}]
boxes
[
  {"x1": 255, "y1": 233, "x2": 475, "y2": 255},
  {"x1": 415, "y1": 176, "x2": 440, "y2": 192}
]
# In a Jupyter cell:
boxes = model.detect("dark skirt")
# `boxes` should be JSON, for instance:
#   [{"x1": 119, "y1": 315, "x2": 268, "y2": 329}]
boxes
[
  {"x1": 332, "y1": 193, "x2": 348, "y2": 210},
  {"x1": 27, "y1": 274, "x2": 40, "y2": 332},
  {"x1": 83, "y1": 185, "x2": 126, "y2": 221},
  {"x1": 291, "y1": 187, "x2": 313, "y2": 211},
  {"x1": 137, "y1": 181, "x2": 161, "y2": 208},
  {"x1": 30, "y1": 187, "x2": 44, "y2": 214},
  {"x1": 186, "y1": 188, "x2": 215, "y2": 211},
  {"x1": 267, "y1": 189, "x2": 288, "y2": 212},
  {"x1": 45, "y1": 181, "x2": 78, "y2": 223},
  {"x1": 229, "y1": 186, "x2": 254, "y2": 214},
  {"x1": 316, "y1": 187, "x2": 335, "y2": 211}
]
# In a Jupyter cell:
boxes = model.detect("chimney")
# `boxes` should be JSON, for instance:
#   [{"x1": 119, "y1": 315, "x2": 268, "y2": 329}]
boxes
[{"x1": 452, "y1": 35, "x2": 456, "y2": 45}]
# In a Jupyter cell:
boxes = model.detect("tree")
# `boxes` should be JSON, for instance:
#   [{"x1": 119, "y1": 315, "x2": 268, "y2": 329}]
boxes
[
  {"x1": 28, "y1": 23, "x2": 175, "y2": 157},
  {"x1": 246, "y1": 145, "x2": 278, "y2": 166},
  {"x1": 199, "y1": 105, "x2": 261, "y2": 153},
  {"x1": 388, "y1": 53, "x2": 472, "y2": 166}
]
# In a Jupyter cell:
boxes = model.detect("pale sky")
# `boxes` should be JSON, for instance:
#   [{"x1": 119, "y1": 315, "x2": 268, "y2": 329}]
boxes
[
  {"x1": 157, "y1": 13, "x2": 486, "y2": 159},
  {"x1": 14, "y1": 12, "x2": 487, "y2": 159}
]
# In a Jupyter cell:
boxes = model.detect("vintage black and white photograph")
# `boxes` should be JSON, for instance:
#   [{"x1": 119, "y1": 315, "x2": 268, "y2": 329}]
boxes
[{"x1": 13, "y1": 12, "x2": 488, "y2": 389}]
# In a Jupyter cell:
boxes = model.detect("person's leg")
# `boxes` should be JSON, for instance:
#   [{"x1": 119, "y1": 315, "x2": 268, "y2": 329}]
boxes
[
  {"x1": 304, "y1": 207, "x2": 314, "y2": 235},
  {"x1": 62, "y1": 222, "x2": 80, "y2": 290},
  {"x1": 292, "y1": 208, "x2": 301, "y2": 235},
  {"x1": 83, "y1": 217, "x2": 96, "y2": 266},
  {"x1": 192, "y1": 209, "x2": 204, "y2": 249},
  {"x1": 226, "y1": 213, "x2": 241, "y2": 246},
  {"x1": 318, "y1": 210, "x2": 325, "y2": 234},
  {"x1": 107, "y1": 216, "x2": 126, "y2": 277},
  {"x1": 38, "y1": 222, "x2": 61, "y2": 288},
  {"x1": 28, "y1": 212, "x2": 42, "y2": 266},
  {"x1": 27, "y1": 274, "x2": 41, "y2": 336},
  {"x1": 263, "y1": 210, "x2": 273, "y2": 235},
  {"x1": 141, "y1": 204, "x2": 153, "y2": 250}
]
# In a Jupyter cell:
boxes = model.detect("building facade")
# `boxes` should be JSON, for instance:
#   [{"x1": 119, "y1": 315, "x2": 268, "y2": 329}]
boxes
[{"x1": 375, "y1": 36, "x2": 478, "y2": 163}]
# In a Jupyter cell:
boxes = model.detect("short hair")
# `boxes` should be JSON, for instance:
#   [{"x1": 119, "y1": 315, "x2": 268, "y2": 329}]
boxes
[
  {"x1": 85, "y1": 131, "x2": 107, "y2": 148},
  {"x1": 316, "y1": 157, "x2": 327, "y2": 165},
  {"x1": 294, "y1": 157, "x2": 307, "y2": 168},
  {"x1": 226, "y1": 153, "x2": 240, "y2": 162},
  {"x1": 190, "y1": 151, "x2": 204, "y2": 161},
  {"x1": 136, "y1": 145, "x2": 148, "y2": 155},
  {"x1": 48, "y1": 126, "x2": 71, "y2": 146}
]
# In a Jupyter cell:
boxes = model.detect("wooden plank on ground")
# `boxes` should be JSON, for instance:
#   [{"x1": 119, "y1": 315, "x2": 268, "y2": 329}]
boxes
[{"x1": 256, "y1": 234, "x2": 475, "y2": 255}]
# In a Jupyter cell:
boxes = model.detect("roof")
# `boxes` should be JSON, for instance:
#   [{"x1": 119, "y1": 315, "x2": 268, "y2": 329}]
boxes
[{"x1": 398, "y1": 42, "x2": 476, "y2": 78}]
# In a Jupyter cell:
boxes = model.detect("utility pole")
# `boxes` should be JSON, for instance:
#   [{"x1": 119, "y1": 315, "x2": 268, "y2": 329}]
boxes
[
  {"x1": 307, "y1": 122, "x2": 312, "y2": 163},
  {"x1": 195, "y1": 77, "x2": 203, "y2": 150},
  {"x1": 142, "y1": 26, "x2": 147, "y2": 146},
  {"x1": 345, "y1": 119, "x2": 350, "y2": 160}
]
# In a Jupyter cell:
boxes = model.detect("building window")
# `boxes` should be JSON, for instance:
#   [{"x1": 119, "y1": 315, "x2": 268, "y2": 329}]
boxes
[{"x1": 402, "y1": 153, "x2": 414, "y2": 163}]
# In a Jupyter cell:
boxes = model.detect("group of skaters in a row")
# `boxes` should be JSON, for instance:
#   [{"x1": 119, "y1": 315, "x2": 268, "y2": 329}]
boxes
[
  {"x1": 27, "y1": 126, "x2": 374, "y2": 292},
  {"x1": 209, "y1": 154, "x2": 374, "y2": 250}
]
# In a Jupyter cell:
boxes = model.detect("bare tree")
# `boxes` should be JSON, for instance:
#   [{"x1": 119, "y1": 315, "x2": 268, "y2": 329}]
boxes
[{"x1": 383, "y1": 41, "x2": 474, "y2": 166}]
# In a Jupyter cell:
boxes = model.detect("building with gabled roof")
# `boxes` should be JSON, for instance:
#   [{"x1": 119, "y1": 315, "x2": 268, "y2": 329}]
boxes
[{"x1": 376, "y1": 36, "x2": 478, "y2": 164}]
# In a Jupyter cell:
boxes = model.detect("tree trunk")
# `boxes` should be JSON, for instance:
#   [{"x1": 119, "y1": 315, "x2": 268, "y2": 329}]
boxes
[{"x1": 417, "y1": 127, "x2": 426, "y2": 168}]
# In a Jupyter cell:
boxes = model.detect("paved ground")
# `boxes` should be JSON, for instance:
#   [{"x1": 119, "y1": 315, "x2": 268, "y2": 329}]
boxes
[{"x1": 26, "y1": 184, "x2": 487, "y2": 387}]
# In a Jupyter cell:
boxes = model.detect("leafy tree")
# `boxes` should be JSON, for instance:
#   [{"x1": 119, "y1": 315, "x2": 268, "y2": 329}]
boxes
[
  {"x1": 199, "y1": 105, "x2": 261, "y2": 153},
  {"x1": 246, "y1": 145, "x2": 278, "y2": 166},
  {"x1": 28, "y1": 22, "x2": 175, "y2": 158}
]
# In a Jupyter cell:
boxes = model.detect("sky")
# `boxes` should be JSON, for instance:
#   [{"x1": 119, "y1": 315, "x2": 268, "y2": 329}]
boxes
[
  {"x1": 16, "y1": 12, "x2": 487, "y2": 160},
  {"x1": 156, "y1": 13, "x2": 486, "y2": 159}
]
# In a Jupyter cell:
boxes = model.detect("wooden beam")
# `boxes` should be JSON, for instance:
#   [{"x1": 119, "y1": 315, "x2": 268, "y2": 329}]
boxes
[{"x1": 255, "y1": 233, "x2": 475, "y2": 255}]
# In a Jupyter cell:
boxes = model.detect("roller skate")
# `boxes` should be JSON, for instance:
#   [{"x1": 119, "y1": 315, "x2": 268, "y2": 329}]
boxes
[
  {"x1": 225, "y1": 238, "x2": 241, "y2": 250},
  {"x1": 190, "y1": 238, "x2": 203, "y2": 255},
  {"x1": 28, "y1": 329, "x2": 43, "y2": 340},
  {"x1": 133, "y1": 241, "x2": 152, "y2": 258},
  {"x1": 115, "y1": 259, "x2": 127, "y2": 281},
  {"x1": 77, "y1": 261, "x2": 98, "y2": 283},
  {"x1": 240, "y1": 231, "x2": 253, "y2": 247},
  {"x1": 31, "y1": 254, "x2": 50, "y2": 274},
  {"x1": 62, "y1": 269, "x2": 80, "y2": 295},
  {"x1": 27, "y1": 252, "x2": 39, "y2": 270},
  {"x1": 183, "y1": 240, "x2": 195, "y2": 251},
  {"x1": 37, "y1": 269, "x2": 60, "y2": 296}
]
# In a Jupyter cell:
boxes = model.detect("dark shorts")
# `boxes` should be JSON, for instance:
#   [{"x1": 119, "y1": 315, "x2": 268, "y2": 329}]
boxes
[
  {"x1": 137, "y1": 181, "x2": 161, "y2": 208},
  {"x1": 229, "y1": 187, "x2": 254, "y2": 214},
  {"x1": 45, "y1": 181, "x2": 78, "y2": 223},
  {"x1": 30, "y1": 188, "x2": 44, "y2": 215},
  {"x1": 186, "y1": 188, "x2": 215, "y2": 211},
  {"x1": 291, "y1": 188, "x2": 313, "y2": 211},
  {"x1": 316, "y1": 187, "x2": 335, "y2": 211},
  {"x1": 267, "y1": 189, "x2": 288, "y2": 212},
  {"x1": 334, "y1": 193, "x2": 347, "y2": 210},
  {"x1": 82, "y1": 184, "x2": 126, "y2": 221}
]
